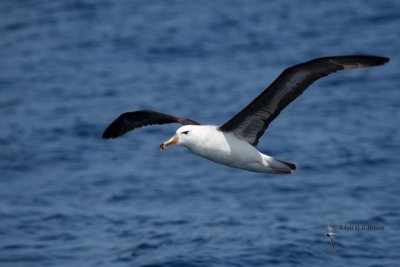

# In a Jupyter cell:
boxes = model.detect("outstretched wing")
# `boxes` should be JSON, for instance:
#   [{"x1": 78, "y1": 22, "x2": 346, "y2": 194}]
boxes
[
  {"x1": 219, "y1": 55, "x2": 389, "y2": 146},
  {"x1": 102, "y1": 109, "x2": 200, "y2": 139}
]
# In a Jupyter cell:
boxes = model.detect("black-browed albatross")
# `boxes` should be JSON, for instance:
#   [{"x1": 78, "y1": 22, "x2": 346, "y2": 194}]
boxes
[{"x1": 103, "y1": 55, "x2": 389, "y2": 174}]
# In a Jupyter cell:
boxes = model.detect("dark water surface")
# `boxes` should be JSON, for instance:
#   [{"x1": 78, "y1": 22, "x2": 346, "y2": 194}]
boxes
[{"x1": 1, "y1": 1, "x2": 399, "y2": 266}]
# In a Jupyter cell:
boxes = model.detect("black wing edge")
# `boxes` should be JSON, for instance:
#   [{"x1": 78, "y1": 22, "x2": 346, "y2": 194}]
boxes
[{"x1": 102, "y1": 109, "x2": 200, "y2": 139}]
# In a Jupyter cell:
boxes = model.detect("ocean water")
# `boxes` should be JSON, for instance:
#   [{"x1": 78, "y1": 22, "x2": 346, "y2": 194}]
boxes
[{"x1": 0, "y1": 1, "x2": 399, "y2": 266}]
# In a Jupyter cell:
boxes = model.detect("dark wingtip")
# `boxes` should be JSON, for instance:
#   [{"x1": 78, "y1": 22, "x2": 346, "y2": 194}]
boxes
[
  {"x1": 332, "y1": 55, "x2": 390, "y2": 68},
  {"x1": 102, "y1": 129, "x2": 113, "y2": 139},
  {"x1": 102, "y1": 117, "x2": 127, "y2": 139},
  {"x1": 102, "y1": 127, "x2": 118, "y2": 139},
  {"x1": 365, "y1": 55, "x2": 390, "y2": 65},
  {"x1": 382, "y1": 56, "x2": 390, "y2": 63}
]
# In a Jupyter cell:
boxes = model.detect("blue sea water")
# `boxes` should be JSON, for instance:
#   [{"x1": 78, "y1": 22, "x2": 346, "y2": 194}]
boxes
[{"x1": 0, "y1": 1, "x2": 399, "y2": 266}]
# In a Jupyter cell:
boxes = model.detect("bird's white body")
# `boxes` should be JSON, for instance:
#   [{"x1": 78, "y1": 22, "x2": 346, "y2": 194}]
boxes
[{"x1": 172, "y1": 125, "x2": 294, "y2": 173}]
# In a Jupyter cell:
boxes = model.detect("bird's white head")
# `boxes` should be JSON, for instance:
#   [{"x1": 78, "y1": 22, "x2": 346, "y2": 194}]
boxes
[{"x1": 159, "y1": 125, "x2": 202, "y2": 151}]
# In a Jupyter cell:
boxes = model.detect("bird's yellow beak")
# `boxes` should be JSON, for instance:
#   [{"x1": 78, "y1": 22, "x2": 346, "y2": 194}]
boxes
[{"x1": 160, "y1": 134, "x2": 179, "y2": 151}]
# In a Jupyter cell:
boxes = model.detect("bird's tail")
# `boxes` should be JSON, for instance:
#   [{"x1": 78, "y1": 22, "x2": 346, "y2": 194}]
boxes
[{"x1": 262, "y1": 155, "x2": 297, "y2": 174}]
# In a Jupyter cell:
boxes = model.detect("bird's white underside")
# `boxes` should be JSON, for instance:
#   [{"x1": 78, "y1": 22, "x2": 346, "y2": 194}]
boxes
[{"x1": 179, "y1": 125, "x2": 292, "y2": 173}]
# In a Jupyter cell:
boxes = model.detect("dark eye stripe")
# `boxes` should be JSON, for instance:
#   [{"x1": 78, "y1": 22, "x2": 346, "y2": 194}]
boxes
[{"x1": 182, "y1": 131, "x2": 190, "y2": 134}]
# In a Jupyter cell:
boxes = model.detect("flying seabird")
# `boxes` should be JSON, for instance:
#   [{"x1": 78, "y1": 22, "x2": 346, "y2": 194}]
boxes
[
  {"x1": 326, "y1": 224, "x2": 337, "y2": 249},
  {"x1": 102, "y1": 55, "x2": 389, "y2": 174}
]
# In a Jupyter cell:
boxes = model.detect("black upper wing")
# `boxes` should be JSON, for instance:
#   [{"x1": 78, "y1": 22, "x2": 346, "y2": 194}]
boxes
[
  {"x1": 219, "y1": 55, "x2": 389, "y2": 146},
  {"x1": 102, "y1": 110, "x2": 200, "y2": 139}
]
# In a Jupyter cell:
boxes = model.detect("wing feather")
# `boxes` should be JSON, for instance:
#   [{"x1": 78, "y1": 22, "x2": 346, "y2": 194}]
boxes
[
  {"x1": 102, "y1": 110, "x2": 200, "y2": 139},
  {"x1": 219, "y1": 55, "x2": 389, "y2": 146}
]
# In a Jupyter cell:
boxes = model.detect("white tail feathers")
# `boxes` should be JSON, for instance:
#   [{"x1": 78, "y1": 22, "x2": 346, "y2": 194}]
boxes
[{"x1": 262, "y1": 155, "x2": 297, "y2": 174}]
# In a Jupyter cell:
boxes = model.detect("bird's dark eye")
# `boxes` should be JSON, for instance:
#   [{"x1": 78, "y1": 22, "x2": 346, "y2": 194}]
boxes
[{"x1": 182, "y1": 131, "x2": 190, "y2": 135}]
